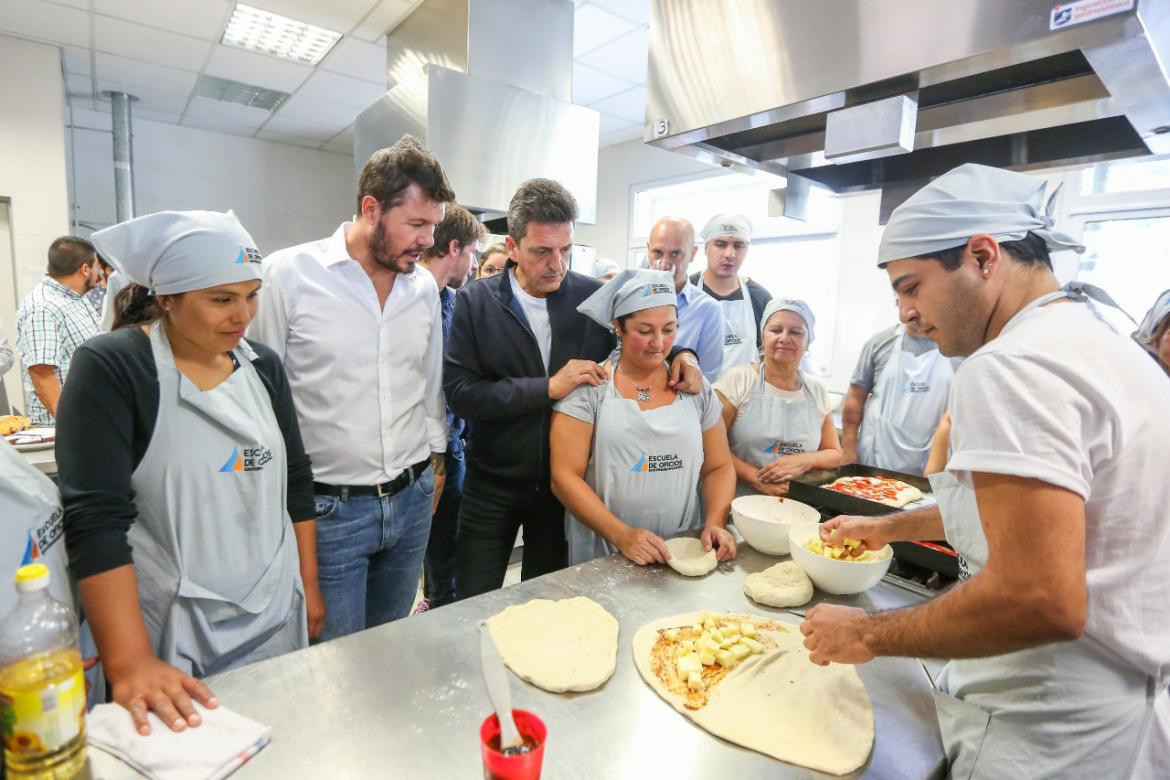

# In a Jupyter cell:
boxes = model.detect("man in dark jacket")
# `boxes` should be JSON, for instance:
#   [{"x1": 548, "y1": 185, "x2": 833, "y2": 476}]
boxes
[{"x1": 445, "y1": 178, "x2": 702, "y2": 597}]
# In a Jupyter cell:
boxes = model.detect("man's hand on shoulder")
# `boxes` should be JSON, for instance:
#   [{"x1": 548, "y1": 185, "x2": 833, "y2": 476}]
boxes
[{"x1": 668, "y1": 351, "x2": 703, "y2": 394}]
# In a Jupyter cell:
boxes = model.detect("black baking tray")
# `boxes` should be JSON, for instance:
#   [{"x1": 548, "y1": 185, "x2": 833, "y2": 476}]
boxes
[{"x1": 787, "y1": 463, "x2": 932, "y2": 517}]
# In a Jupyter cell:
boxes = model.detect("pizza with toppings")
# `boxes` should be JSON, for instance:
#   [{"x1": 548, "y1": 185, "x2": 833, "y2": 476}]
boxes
[{"x1": 824, "y1": 475, "x2": 923, "y2": 508}]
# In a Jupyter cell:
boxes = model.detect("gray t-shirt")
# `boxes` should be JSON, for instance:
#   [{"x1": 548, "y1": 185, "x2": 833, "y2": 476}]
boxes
[
  {"x1": 555, "y1": 373, "x2": 724, "y2": 432},
  {"x1": 850, "y1": 325, "x2": 958, "y2": 390}
]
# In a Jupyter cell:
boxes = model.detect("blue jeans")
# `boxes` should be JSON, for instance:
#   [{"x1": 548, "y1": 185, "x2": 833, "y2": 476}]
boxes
[
  {"x1": 422, "y1": 448, "x2": 465, "y2": 606},
  {"x1": 313, "y1": 465, "x2": 434, "y2": 642}
]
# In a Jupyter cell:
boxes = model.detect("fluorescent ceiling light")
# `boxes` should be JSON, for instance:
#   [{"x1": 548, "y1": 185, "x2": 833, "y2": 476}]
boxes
[
  {"x1": 194, "y1": 74, "x2": 290, "y2": 111},
  {"x1": 221, "y1": 3, "x2": 341, "y2": 66}
]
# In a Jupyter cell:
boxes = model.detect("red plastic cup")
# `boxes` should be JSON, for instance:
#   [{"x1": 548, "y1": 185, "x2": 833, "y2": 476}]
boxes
[{"x1": 479, "y1": 709, "x2": 547, "y2": 780}]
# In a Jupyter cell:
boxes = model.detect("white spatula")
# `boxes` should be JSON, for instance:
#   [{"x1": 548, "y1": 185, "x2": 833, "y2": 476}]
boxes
[{"x1": 478, "y1": 620, "x2": 523, "y2": 750}]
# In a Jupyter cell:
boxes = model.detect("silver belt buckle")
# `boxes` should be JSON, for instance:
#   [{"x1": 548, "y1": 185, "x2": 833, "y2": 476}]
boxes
[{"x1": 376, "y1": 481, "x2": 392, "y2": 498}]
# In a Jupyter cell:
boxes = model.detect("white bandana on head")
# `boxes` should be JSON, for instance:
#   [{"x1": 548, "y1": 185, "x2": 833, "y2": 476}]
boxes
[{"x1": 577, "y1": 269, "x2": 677, "y2": 331}]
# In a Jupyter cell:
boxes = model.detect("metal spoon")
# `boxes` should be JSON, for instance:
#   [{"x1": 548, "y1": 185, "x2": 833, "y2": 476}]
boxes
[{"x1": 478, "y1": 620, "x2": 523, "y2": 751}]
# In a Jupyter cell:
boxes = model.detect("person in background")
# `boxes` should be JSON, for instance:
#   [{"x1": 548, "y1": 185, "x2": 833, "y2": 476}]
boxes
[
  {"x1": 477, "y1": 243, "x2": 508, "y2": 280},
  {"x1": 99, "y1": 269, "x2": 132, "y2": 332},
  {"x1": 248, "y1": 135, "x2": 452, "y2": 641},
  {"x1": 444, "y1": 178, "x2": 704, "y2": 598},
  {"x1": 801, "y1": 164, "x2": 1170, "y2": 777},
  {"x1": 689, "y1": 214, "x2": 772, "y2": 370},
  {"x1": 716, "y1": 299, "x2": 842, "y2": 497},
  {"x1": 841, "y1": 321, "x2": 957, "y2": 474},
  {"x1": 1135, "y1": 289, "x2": 1170, "y2": 374},
  {"x1": 414, "y1": 205, "x2": 486, "y2": 612},
  {"x1": 593, "y1": 256, "x2": 621, "y2": 283},
  {"x1": 550, "y1": 270, "x2": 736, "y2": 566},
  {"x1": 648, "y1": 216, "x2": 725, "y2": 382},
  {"x1": 15, "y1": 236, "x2": 101, "y2": 425},
  {"x1": 85, "y1": 254, "x2": 115, "y2": 319},
  {"x1": 57, "y1": 210, "x2": 316, "y2": 735}
]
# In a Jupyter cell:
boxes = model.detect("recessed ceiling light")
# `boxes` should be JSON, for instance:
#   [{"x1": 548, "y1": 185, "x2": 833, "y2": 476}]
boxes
[
  {"x1": 221, "y1": 3, "x2": 342, "y2": 66},
  {"x1": 194, "y1": 74, "x2": 290, "y2": 111}
]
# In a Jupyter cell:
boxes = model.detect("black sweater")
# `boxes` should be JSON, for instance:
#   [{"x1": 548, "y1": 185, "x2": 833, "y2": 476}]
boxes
[{"x1": 56, "y1": 327, "x2": 314, "y2": 581}]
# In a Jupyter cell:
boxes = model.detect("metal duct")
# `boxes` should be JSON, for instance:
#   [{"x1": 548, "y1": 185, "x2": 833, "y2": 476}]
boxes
[{"x1": 107, "y1": 91, "x2": 136, "y2": 223}]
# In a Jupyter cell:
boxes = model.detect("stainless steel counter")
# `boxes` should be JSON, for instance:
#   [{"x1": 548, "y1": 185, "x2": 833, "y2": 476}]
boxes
[{"x1": 203, "y1": 546, "x2": 945, "y2": 779}]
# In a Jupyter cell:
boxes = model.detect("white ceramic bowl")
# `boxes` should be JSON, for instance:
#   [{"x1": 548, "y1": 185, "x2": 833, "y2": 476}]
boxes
[
  {"x1": 730, "y1": 495, "x2": 820, "y2": 555},
  {"x1": 787, "y1": 522, "x2": 893, "y2": 595}
]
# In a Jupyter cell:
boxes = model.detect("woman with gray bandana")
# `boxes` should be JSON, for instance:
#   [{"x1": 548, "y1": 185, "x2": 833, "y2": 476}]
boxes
[{"x1": 1135, "y1": 289, "x2": 1170, "y2": 374}]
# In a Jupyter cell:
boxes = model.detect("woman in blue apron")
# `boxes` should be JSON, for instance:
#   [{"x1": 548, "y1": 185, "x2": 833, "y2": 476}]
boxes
[
  {"x1": 715, "y1": 299, "x2": 842, "y2": 497},
  {"x1": 56, "y1": 211, "x2": 319, "y2": 736},
  {"x1": 549, "y1": 270, "x2": 736, "y2": 567}
]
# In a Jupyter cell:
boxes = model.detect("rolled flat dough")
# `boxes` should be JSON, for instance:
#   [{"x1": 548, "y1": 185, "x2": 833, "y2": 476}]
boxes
[
  {"x1": 487, "y1": 596, "x2": 619, "y2": 693},
  {"x1": 665, "y1": 537, "x2": 718, "y2": 577},
  {"x1": 633, "y1": 611, "x2": 874, "y2": 775},
  {"x1": 744, "y1": 561, "x2": 814, "y2": 608}
]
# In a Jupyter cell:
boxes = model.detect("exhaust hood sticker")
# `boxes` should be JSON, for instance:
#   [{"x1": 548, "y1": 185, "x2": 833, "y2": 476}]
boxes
[{"x1": 1050, "y1": 0, "x2": 1134, "y2": 30}]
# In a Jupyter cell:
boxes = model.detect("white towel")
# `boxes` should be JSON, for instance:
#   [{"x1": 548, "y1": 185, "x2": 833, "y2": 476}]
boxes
[{"x1": 87, "y1": 702, "x2": 270, "y2": 780}]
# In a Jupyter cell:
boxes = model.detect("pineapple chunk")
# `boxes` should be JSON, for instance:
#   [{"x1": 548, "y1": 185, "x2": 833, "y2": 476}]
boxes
[
  {"x1": 719, "y1": 637, "x2": 735, "y2": 649},
  {"x1": 690, "y1": 623, "x2": 703, "y2": 635},
  {"x1": 702, "y1": 617, "x2": 716, "y2": 631},
  {"x1": 709, "y1": 627, "x2": 724, "y2": 642},
  {"x1": 680, "y1": 639, "x2": 696, "y2": 651},
  {"x1": 730, "y1": 642, "x2": 751, "y2": 660},
  {"x1": 740, "y1": 637, "x2": 765, "y2": 654},
  {"x1": 722, "y1": 628, "x2": 741, "y2": 642},
  {"x1": 676, "y1": 645, "x2": 689, "y2": 658},
  {"x1": 687, "y1": 670, "x2": 703, "y2": 691},
  {"x1": 740, "y1": 622, "x2": 757, "y2": 638},
  {"x1": 699, "y1": 650, "x2": 716, "y2": 666},
  {"x1": 677, "y1": 653, "x2": 702, "y2": 677},
  {"x1": 699, "y1": 637, "x2": 720, "y2": 655},
  {"x1": 715, "y1": 649, "x2": 736, "y2": 668},
  {"x1": 664, "y1": 628, "x2": 680, "y2": 642}
]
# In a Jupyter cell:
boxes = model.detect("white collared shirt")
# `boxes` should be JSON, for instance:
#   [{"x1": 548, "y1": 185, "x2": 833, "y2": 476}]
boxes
[{"x1": 248, "y1": 222, "x2": 447, "y2": 486}]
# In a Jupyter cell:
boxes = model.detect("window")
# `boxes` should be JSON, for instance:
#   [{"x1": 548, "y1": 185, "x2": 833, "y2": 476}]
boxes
[
  {"x1": 1079, "y1": 156, "x2": 1170, "y2": 196},
  {"x1": 1076, "y1": 215, "x2": 1170, "y2": 321}
]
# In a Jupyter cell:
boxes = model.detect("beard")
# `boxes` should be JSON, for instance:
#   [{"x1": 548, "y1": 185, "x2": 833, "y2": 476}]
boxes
[{"x1": 368, "y1": 219, "x2": 420, "y2": 274}]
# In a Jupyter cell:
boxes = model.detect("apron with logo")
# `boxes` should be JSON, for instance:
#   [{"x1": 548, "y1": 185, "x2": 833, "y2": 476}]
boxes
[
  {"x1": 857, "y1": 325, "x2": 954, "y2": 474},
  {"x1": 718, "y1": 278, "x2": 759, "y2": 370},
  {"x1": 928, "y1": 289, "x2": 1168, "y2": 778},
  {"x1": 726, "y1": 364, "x2": 822, "y2": 497},
  {"x1": 128, "y1": 325, "x2": 306, "y2": 678},
  {"x1": 565, "y1": 356, "x2": 707, "y2": 565}
]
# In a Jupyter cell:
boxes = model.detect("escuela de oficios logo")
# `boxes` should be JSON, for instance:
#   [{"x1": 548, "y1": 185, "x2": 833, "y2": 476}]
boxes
[
  {"x1": 629, "y1": 451, "x2": 685, "y2": 473},
  {"x1": 218, "y1": 445, "x2": 273, "y2": 473}
]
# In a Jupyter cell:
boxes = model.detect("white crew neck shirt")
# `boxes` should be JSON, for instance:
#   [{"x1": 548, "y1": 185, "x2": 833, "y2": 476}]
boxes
[{"x1": 509, "y1": 268, "x2": 552, "y2": 371}]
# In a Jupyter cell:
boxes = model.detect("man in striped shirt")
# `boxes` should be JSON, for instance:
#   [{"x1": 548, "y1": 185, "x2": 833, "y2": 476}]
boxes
[{"x1": 16, "y1": 236, "x2": 101, "y2": 424}]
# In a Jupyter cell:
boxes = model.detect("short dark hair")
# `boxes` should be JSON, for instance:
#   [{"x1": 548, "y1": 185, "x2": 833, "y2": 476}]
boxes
[
  {"x1": 423, "y1": 204, "x2": 486, "y2": 258},
  {"x1": 507, "y1": 178, "x2": 578, "y2": 242},
  {"x1": 47, "y1": 236, "x2": 96, "y2": 277},
  {"x1": 356, "y1": 134, "x2": 456, "y2": 215},
  {"x1": 917, "y1": 231, "x2": 1052, "y2": 271}
]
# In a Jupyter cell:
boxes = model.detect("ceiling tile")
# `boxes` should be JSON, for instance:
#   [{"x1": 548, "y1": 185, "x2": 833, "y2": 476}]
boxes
[
  {"x1": 133, "y1": 107, "x2": 184, "y2": 124},
  {"x1": 44, "y1": 0, "x2": 90, "y2": 9},
  {"x1": 261, "y1": 112, "x2": 345, "y2": 141},
  {"x1": 93, "y1": 0, "x2": 231, "y2": 41},
  {"x1": 601, "y1": 123, "x2": 644, "y2": 145},
  {"x1": 573, "y1": 3, "x2": 636, "y2": 57},
  {"x1": 576, "y1": 25, "x2": 648, "y2": 83},
  {"x1": 95, "y1": 53, "x2": 199, "y2": 96},
  {"x1": 597, "y1": 112, "x2": 637, "y2": 137},
  {"x1": 255, "y1": 129, "x2": 328, "y2": 150},
  {"x1": 180, "y1": 114, "x2": 259, "y2": 138},
  {"x1": 319, "y1": 36, "x2": 387, "y2": 84},
  {"x1": 352, "y1": 0, "x2": 414, "y2": 41},
  {"x1": 68, "y1": 106, "x2": 112, "y2": 132},
  {"x1": 62, "y1": 45, "x2": 92, "y2": 75},
  {"x1": 204, "y1": 44, "x2": 313, "y2": 93},
  {"x1": 64, "y1": 71, "x2": 94, "y2": 99},
  {"x1": 0, "y1": 0, "x2": 90, "y2": 48},
  {"x1": 572, "y1": 63, "x2": 633, "y2": 107},
  {"x1": 185, "y1": 96, "x2": 272, "y2": 129},
  {"x1": 247, "y1": 0, "x2": 376, "y2": 34},
  {"x1": 588, "y1": 85, "x2": 644, "y2": 124},
  {"x1": 94, "y1": 15, "x2": 213, "y2": 72},
  {"x1": 94, "y1": 80, "x2": 193, "y2": 115},
  {"x1": 295, "y1": 69, "x2": 387, "y2": 109},
  {"x1": 321, "y1": 139, "x2": 354, "y2": 155},
  {"x1": 588, "y1": 0, "x2": 651, "y2": 25},
  {"x1": 275, "y1": 93, "x2": 359, "y2": 126}
]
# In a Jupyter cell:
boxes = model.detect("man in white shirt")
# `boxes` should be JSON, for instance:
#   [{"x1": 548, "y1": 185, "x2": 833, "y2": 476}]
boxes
[
  {"x1": 248, "y1": 135, "x2": 453, "y2": 641},
  {"x1": 801, "y1": 164, "x2": 1170, "y2": 777},
  {"x1": 648, "y1": 216, "x2": 725, "y2": 382}
]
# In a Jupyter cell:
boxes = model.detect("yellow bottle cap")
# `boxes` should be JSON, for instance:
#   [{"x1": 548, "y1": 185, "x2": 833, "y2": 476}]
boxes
[{"x1": 15, "y1": 563, "x2": 50, "y2": 585}]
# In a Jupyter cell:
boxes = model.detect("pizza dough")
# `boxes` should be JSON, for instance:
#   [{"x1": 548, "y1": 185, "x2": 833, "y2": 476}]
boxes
[
  {"x1": 665, "y1": 537, "x2": 718, "y2": 577},
  {"x1": 487, "y1": 596, "x2": 619, "y2": 692},
  {"x1": 743, "y1": 561, "x2": 813, "y2": 607},
  {"x1": 633, "y1": 611, "x2": 874, "y2": 775},
  {"x1": 826, "y1": 476, "x2": 923, "y2": 508}
]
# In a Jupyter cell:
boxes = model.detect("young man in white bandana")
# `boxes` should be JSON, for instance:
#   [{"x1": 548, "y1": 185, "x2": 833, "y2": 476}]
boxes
[{"x1": 800, "y1": 163, "x2": 1170, "y2": 777}]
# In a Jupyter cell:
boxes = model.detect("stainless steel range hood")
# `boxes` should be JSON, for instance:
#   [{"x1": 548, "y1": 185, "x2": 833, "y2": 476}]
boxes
[
  {"x1": 646, "y1": 0, "x2": 1170, "y2": 218},
  {"x1": 354, "y1": 0, "x2": 599, "y2": 222}
]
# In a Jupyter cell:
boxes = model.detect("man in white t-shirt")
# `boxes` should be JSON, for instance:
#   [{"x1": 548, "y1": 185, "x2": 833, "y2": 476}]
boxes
[{"x1": 801, "y1": 163, "x2": 1170, "y2": 778}]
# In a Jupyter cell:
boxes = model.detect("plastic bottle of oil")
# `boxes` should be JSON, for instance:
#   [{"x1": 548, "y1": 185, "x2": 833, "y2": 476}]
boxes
[{"x1": 0, "y1": 563, "x2": 87, "y2": 779}]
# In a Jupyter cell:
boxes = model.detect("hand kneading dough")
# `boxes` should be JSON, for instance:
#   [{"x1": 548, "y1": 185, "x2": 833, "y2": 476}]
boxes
[
  {"x1": 633, "y1": 612, "x2": 874, "y2": 775},
  {"x1": 487, "y1": 596, "x2": 619, "y2": 692},
  {"x1": 744, "y1": 561, "x2": 814, "y2": 607},
  {"x1": 665, "y1": 537, "x2": 718, "y2": 577}
]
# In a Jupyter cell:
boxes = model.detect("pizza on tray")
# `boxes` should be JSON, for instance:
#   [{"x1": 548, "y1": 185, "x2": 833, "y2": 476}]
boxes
[{"x1": 823, "y1": 475, "x2": 923, "y2": 508}]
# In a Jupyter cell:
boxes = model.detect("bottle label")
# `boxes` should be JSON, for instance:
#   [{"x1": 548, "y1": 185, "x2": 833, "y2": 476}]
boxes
[{"x1": 0, "y1": 669, "x2": 85, "y2": 755}]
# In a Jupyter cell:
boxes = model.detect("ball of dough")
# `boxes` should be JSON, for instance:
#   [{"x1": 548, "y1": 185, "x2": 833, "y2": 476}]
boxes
[
  {"x1": 665, "y1": 537, "x2": 718, "y2": 577},
  {"x1": 744, "y1": 561, "x2": 814, "y2": 607}
]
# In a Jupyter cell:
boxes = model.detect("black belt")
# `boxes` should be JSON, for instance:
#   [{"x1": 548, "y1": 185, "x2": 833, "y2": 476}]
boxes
[{"x1": 314, "y1": 460, "x2": 430, "y2": 499}]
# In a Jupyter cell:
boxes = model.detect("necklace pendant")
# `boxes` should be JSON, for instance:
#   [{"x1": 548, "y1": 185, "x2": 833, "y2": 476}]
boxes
[{"x1": 635, "y1": 386, "x2": 651, "y2": 403}]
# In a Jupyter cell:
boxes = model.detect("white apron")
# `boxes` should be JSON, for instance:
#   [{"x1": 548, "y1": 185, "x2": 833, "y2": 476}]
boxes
[
  {"x1": 857, "y1": 325, "x2": 954, "y2": 474},
  {"x1": 718, "y1": 277, "x2": 758, "y2": 369},
  {"x1": 726, "y1": 365, "x2": 822, "y2": 497},
  {"x1": 128, "y1": 325, "x2": 306, "y2": 678},
  {"x1": 565, "y1": 356, "x2": 707, "y2": 565},
  {"x1": 928, "y1": 290, "x2": 1169, "y2": 779}
]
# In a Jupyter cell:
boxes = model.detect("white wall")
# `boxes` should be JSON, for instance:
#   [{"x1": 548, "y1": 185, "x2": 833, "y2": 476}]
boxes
[
  {"x1": 0, "y1": 34, "x2": 71, "y2": 400},
  {"x1": 67, "y1": 109, "x2": 355, "y2": 255}
]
